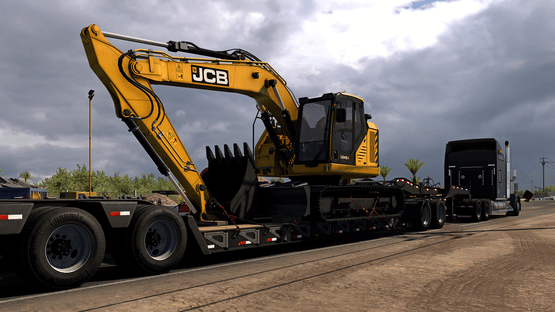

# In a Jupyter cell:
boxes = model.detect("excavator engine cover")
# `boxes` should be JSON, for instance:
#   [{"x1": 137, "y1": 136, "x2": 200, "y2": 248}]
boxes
[{"x1": 203, "y1": 143, "x2": 260, "y2": 220}]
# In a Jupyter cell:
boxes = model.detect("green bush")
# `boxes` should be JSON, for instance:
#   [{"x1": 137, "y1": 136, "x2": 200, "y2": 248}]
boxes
[{"x1": 39, "y1": 165, "x2": 175, "y2": 199}]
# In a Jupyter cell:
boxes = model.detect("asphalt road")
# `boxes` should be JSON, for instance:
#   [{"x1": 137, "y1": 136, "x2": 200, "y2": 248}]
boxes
[{"x1": 1, "y1": 201, "x2": 553, "y2": 311}]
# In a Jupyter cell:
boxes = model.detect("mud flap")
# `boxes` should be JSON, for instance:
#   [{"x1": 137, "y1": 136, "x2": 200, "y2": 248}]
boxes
[{"x1": 203, "y1": 142, "x2": 259, "y2": 220}]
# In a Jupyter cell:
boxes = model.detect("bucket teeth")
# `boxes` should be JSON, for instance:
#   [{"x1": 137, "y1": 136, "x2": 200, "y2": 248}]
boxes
[
  {"x1": 224, "y1": 144, "x2": 233, "y2": 164},
  {"x1": 233, "y1": 143, "x2": 243, "y2": 160},
  {"x1": 243, "y1": 142, "x2": 255, "y2": 164},
  {"x1": 207, "y1": 142, "x2": 255, "y2": 166},
  {"x1": 206, "y1": 146, "x2": 215, "y2": 163},
  {"x1": 214, "y1": 145, "x2": 224, "y2": 164}
]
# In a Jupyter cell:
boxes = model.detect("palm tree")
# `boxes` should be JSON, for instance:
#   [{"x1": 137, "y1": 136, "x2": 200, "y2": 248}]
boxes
[
  {"x1": 405, "y1": 158, "x2": 423, "y2": 184},
  {"x1": 19, "y1": 170, "x2": 32, "y2": 182},
  {"x1": 380, "y1": 165, "x2": 392, "y2": 181}
]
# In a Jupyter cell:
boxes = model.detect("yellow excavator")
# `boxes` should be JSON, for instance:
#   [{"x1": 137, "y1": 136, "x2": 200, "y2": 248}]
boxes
[
  {"x1": 0, "y1": 25, "x2": 432, "y2": 290},
  {"x1": 81, "y1": 24, "x2": 400, "y2": 223}
]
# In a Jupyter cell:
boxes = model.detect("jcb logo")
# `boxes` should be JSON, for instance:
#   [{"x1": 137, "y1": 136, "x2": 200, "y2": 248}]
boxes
[{"x1": 191, "y1": 65, "x2": 229, "y2": 86}]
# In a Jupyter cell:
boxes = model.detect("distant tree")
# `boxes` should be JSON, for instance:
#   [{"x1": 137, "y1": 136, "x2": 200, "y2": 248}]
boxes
[
  {"x1": 19, "y1": 170, "x2": 32, "y2": 182},
  {"x1": 380, "y1": 165, "x2": 392, "y2": 181},
  {"x1": 405, "y1": 158, "x2": 423, "y2": 184},
  {"x1": 39, "y1": 164, "x2": 177, "y2": 198}
]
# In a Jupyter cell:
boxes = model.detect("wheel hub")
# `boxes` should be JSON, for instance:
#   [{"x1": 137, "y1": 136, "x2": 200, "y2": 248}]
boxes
[
  {"x1": 50, "y1": 238, "x2": 72, "y2": 256},
  {"x1": 146, "y1": 231, "x2": 162, "y2": 247}
]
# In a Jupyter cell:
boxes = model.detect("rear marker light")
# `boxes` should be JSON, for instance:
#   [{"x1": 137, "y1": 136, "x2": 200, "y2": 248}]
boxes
[
  {"x1": 267, "y1": 238, "x2": 277, "y2": 242},
  {"x1": 239, "y1": 241, "x2": 252, "y2": 246},
  {"x1": 0, "y1": 214, "x2": 22, "y2": 220},
  {"x1": 110, "y1": 211, "x2": 130, "y2": 216},
  {"x1": 208, "y1": 245, "x2": 215, "y2": 249}
]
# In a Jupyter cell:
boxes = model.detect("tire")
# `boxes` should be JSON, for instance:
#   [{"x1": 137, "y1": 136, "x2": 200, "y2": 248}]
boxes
[
  {"x1": 413, "y1": 201, "x2": 431, "y2": 231},
  {"x1": 470, "y1": 199, "x2": 482, "y2": 222},
  {"x1": 16, "y1": 207, "x2": 105, "y2": 289},
  {"x1": 430, "y1": 200, "x2": 446, "y2": 229},
  {"x1": 507, "y1": 200, "x2": 521, "y2": 216},
  {"x1": 111, "y1": 205, "x2": 187, "y2": 274},
  {"x1": 480, "y1": 199, "x2": 490, "y2": 221}
]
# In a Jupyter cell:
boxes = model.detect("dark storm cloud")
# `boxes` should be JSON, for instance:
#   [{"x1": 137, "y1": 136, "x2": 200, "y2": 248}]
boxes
[
  {"x1": 0, "y1": 0, "x2": 553, "y2": 191},
  {"x1": 347, "y1": 0, "x2": 555, "y2": 185}
]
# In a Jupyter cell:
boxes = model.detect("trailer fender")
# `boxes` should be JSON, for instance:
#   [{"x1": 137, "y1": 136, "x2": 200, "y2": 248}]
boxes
[
  {"x1": 0, "y1": 202, "x2": 33, "y2": 235},
  {"x1": 98, "y1": 201, "x2": 139, "y2": 228}
]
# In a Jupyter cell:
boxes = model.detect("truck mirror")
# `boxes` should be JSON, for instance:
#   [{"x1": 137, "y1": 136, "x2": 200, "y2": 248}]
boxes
[{"x1": 336, "y1": 108, "x2": 346, "y2": 122}]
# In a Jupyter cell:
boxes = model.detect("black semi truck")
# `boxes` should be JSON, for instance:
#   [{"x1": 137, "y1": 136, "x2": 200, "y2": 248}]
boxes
[{"x1": 443, "y1": 138, "x2": 521, "y2": 221}]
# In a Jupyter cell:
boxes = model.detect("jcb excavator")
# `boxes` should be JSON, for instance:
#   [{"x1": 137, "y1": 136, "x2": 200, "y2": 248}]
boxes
[
  {"x1": 80, "y1": 24, "x2": 403, "y2": 224},
  {"x1": 0, "y1": 25, "x2": 435, "y2": 290}
]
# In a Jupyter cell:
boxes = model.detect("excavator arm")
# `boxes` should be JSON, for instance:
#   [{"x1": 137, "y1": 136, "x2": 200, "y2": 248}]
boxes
[{"x1": 80, "y1": 24, "x2": 299, "y2": 219}]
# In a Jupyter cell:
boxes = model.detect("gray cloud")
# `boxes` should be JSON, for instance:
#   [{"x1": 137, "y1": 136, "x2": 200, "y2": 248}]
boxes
[{"x1": 0, "y1": 0, "x2": 553, "y2": 191}]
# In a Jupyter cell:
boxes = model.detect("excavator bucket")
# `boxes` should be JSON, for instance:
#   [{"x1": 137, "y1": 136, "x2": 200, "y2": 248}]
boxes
[{"x1": 203, "y1": 142, "x2": 260, "y2": 220}]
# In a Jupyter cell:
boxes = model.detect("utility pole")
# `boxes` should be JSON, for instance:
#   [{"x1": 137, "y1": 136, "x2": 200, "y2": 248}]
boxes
[
  {"x1": 88, "y1": 90, "x2": 95, "y2": 194},
  {"x1": 539, "y1": 157, "x2": 553, "y2": 195}
]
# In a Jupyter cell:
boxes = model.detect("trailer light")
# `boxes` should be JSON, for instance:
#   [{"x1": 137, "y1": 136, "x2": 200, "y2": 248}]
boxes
[
  {"x1": 238, "y1": 241, "x2": 252, "y2": 246},
  {"x1": 110, "y1": 211, "x2": 130, "y2": 216},
  {"x1": 354, "y1": 228, "x2": 360, "y2": 232},
  {"x1": 178, "y1": 203, "x2": 190, "y2": 213},
  {"x1": 208, "y1": 244, "x2": 215, "y2": 249},
  {"x1": 267, "y1": 238, "x2": 278, "y2": 242},
  {"x1": 293, "y1": 235, "x2": 303, "y2": 239},
  {"x1": 0, "y1": 214, "x2": 22, "y2": 220},
  {"x1": 336, "y1": 230, "x2": 343, "y2": 234}
]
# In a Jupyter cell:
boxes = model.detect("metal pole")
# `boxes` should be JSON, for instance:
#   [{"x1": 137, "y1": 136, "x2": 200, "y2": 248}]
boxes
[
  {"x1": 88, "y1": 90, "x2": 95, "y2": 194},
  {"x1": 540, "y1": 157, "x2": 548, "y2": 195}
]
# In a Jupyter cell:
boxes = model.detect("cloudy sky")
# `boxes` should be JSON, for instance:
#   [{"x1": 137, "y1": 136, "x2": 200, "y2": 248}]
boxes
[{"x1": 1, "y1": 0, "x2": 554, "y2": 191}]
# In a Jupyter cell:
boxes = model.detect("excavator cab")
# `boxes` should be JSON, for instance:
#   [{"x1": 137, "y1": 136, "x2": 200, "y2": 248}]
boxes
[{"x1": 297, "y1": 93, "x2": 368, "y2": 167}]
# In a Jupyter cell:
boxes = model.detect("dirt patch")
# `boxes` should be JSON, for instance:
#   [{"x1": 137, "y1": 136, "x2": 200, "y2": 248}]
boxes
[{"x1": 146, "y1": 193, "x2": 178, "y2": 206}]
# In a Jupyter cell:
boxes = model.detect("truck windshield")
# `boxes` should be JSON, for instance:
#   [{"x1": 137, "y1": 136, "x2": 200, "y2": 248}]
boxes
[{"x1": 298, "y1": 100, "x2": 330, "y2": 162}]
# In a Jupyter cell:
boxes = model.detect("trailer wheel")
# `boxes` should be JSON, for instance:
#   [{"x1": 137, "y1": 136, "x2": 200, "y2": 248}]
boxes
[
  {"x1": 111, "y1": 205, "x2": 187, "y2": 274},
  {"x1": 412, "y1": 201, "x2": 431, "y2": 231},
  {"x1": 430, "y1": 200, "x2": 446, "y2": 229},
  {"x1": 507, "y1": 197, "x2": 520, "y2": 216},
  {"x1": 470, "y1": 199, "x2": 482, "y2": 222},
  {"x1": 480, "y1": 200, "x2": 490, "y2": 221},
  {"x1": 16, "y1": 207, "x2": 105, "y2": 289}
]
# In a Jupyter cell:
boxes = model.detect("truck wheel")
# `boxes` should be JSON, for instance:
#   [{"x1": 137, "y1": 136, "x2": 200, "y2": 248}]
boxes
[
  {"x1": 430, "y1": 200, "x2": 446, "y2": 229},
  {"x1": 507, "y1": 201, "x2": 520, "y2": 216},
  {"x1": 111, "y1": 205, "x2": 187, "y2": 274},
  {"x1": 16, "y1": 207, "x2": 105, "y2": 289},
  {"x1": 412, "y1": 201, "x2": 431, "y2": 231},
  {"x1": 470, "y1": 199, "x2": 482, "y2": 222},
  {"x1": 480, "y1": 200, "x2": 490, "y2": 221}
]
